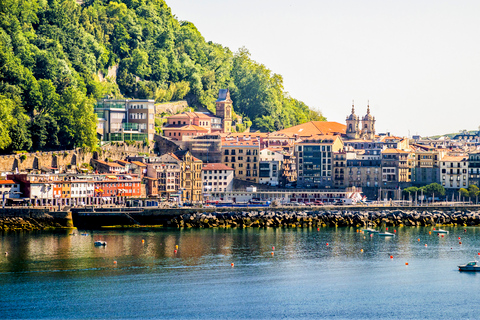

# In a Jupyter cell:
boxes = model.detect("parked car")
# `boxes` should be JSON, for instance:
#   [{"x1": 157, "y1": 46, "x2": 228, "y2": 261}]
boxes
[{"x1": 314, "y1": 201, "x2": 324, "y2": 206}]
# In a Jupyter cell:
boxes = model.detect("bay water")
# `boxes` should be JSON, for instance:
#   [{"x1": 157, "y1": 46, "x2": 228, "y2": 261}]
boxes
[{"x1": 1, "y1": 226, "x2": 480, "y2": 319}]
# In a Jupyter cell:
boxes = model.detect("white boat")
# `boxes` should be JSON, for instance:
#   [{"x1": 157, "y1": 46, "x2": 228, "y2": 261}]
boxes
[
  {"x1": 361, "y1": 228, "x2": 378, "y2": 233},
  {"x1": 94, "y1": 241, "x2": 107, "y2": 246},
  {"x1": 378, "y1": 232, "x2": 395, "y2": 237},
  {"x1": 433, "y1": 228, "x2": 449, "y2": 234},
  {"x1": 458, "y1": 260, "x2": 480, "y2": 272}
]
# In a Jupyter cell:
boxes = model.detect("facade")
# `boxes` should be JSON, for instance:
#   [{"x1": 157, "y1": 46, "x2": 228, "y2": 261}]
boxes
[
  {"x1": 295, "y1": 135, "x2": 344, "y2": 188},
  {"x1": 259, "y1": 148, "x2": 284, "y2": 186},
  {"x1": 0, "y1": 180, "x2": 21, "y2": 206},
  {"x1": 381, "y1": 149, "x2": 413, "y2": 188},
  {"x1": 281, "y1": 153, "x2": 297, "y2": 187},
  {"x1": 201, "y1": 163, "x2": 234, "y2": 194},
  {"x1": 94, "y1": 98, "x2": 155, "y2": 141},
  {"x1": 440, "y1": 156, "x2": 468, "y2": 189},
  {"x1": 468, "y1": 152, "x2": 480, "y2": 187},
  {"x1": 411, "y1": 149, "x2": 445, "y2": 186},
  {"x1": 146, "y1": 155, "x2": 182, "y2": 199},
  {"x1": 222, "y1": 136, "x2": 260, "y2": 183},
  {"x1": 162, "y1": 112, "x2": 213, "y2": 140},
  {"x1": 94, "y1": 160, "x2": 127, "y2": 174}
]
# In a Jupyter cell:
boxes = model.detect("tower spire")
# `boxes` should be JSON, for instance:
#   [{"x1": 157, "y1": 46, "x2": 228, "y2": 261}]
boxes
[
  {"x1": 367, "y1": 100, "x2": 370, "y2": 114},
  {"x1": 351, "y1": 100, "x2": 355, "y2": 114}
]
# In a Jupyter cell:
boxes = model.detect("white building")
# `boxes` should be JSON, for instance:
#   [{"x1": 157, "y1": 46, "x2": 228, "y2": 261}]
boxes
[
  {"x1": 0, "y1": 180, "x2": 21, "y2": 206},
  {"x1": 259, "y1": 148, "x2": 284, "y2": 186},
  {"x1": 440, "y1": 156, "x2": 468, "y2": 189},
  {"x1": 202, "y1": 163, "x2": 234, "y2": 194},
  {"x1": 70, "y1": 180, "x2": 95, "y2": 205}
]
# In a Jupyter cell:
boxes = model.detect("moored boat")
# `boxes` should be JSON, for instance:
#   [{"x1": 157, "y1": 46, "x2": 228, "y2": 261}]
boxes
[
  {"x1": 378, "y1": 232, "x2": 395, "y2": 237},
  {"x1": 94, "y1": 241, "x2": 107, "y2": 246},
  {"x1": 458, "y1": 260, "x2": 480, "y2": 272},
  {"x1": 433, "y1": 228, "x2": 449, "y2": 234},
  {"x1": 361, "y1": 228, "x2": 378, "y2": 233}
]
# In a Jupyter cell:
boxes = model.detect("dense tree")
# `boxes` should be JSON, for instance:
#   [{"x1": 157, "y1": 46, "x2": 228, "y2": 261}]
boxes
[{"x1": 0, "y1": 0, "x2": 325, "y2": 153}]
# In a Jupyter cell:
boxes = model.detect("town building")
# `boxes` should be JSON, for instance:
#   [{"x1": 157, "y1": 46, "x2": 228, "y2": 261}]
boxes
[
  {"x1": 215, "y1": 89, "x2": 233, "y2": 133},
  {"x1": 381, "y1": 149, "x2": 413, "y2": 188},
  {"x1": 201, "y1": 163, "x2": 234, "y2": 195},
  {"x1": 94, "y1": 98, "x2": 155, "y2": 141},
  {"x1": 295, "y1": 135, "x2": 344, "y2": 188},
  {"x1": 440, "y1": 156, "x2": 468, "y2": 189},
  {"x1": 0, "y1": 180, "x2": 22, "y2": 206},
  {"x1": 222, "y1": 136, "x2": 261, "y2": 183},
  {"x1": 259, "y1": 148, "x2": 284, "y2": 186},
  {"x1": 468, "y1": 151, "x2": 480, "y2": 187}
]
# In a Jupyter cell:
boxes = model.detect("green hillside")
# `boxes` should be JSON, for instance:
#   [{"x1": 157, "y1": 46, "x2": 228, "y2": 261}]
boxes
[{"x1": 0, "y1": 0, "x2": 325, "y2": 153}]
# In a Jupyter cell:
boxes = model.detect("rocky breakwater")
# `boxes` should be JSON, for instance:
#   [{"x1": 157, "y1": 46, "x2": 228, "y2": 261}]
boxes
[{"x1": 167, "y1": 208, "x2": 480, "y2": 228}]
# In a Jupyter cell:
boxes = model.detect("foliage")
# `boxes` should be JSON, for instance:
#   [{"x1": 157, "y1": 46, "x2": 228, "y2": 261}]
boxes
[
  {"x1": 0, "y1": 0, "x2": 324, "y2": 154},
  {"x1": 461, "y1": 185, "x2": 480, "y2": 198},
  {"x1": 402, "y1": 186, "x2": 419, "y2": 196},
  {"x1": 421, "y1": 183, "x2": 445, "y2": 196}
]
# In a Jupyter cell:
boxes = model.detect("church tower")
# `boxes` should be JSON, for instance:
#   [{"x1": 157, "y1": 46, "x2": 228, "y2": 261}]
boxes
[
  {"x1": 346, "y1": 101, "x2": 360, "y2": 139},
  {"x1": 215, "y1": 89, "x2": 233, "y2": 133},
  {"x1": 361, "y1": 102, "x2": 375, "y2": 140}
]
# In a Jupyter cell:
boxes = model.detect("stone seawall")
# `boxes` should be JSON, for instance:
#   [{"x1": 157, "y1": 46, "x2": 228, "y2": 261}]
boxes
[
  {"x1": 167, "y1": 208, "x2": 480, "y2": 228},
  {"x1": 0, "y1": 209, "x2": 73, "y2": 231},
  {"x1": 70, "y1": 205, "x2": 480, "y2": 229}
]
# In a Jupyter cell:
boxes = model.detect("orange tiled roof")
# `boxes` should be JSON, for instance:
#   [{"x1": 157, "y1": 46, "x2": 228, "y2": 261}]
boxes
[
  {"x1": 275, "y1": 121, "x2": 346, "y2": 138},
  {"x1": 202, "y1": 163, "x2": 234, "y2": 171},
  {"x1": 0, "y1": 180, "x2": 16, "y2": 184},
  {"x1": 441, "y1": 156, "x2": 467, "y2": 162},
  {"x1": 131, "y1": 161, "x2": 147, "y2": 167},
  {"x1": 382, "y1": 148, "x2": 411, "y2": 154}
]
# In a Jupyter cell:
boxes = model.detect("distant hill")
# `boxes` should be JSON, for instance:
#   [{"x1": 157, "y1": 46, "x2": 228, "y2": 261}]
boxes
[
  {"x1": 428, "y1": 130, "x2": 478, "y2": 140},
  {"x1": 0, "y1": 0, "x2": 325, "y2": 153}
]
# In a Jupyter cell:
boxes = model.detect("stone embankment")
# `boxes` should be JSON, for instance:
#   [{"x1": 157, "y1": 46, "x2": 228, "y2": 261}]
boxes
[
  {"x1": 0, "y1": 209, "x2": 73, "y2": 232},
  {"x1": 0, "y1": 216, "x2": 67, "y2": 232},
  {"x1": 167, "y1": 209, "x2": 480, "y2": 228}
]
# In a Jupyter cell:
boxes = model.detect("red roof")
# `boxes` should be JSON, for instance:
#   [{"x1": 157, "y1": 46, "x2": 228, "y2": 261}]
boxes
[
  {"x1": 0, "y1": 180, "x2": 16, "y2": 185},
  {"x1": 202, "y1": 163, "x2": 234, "y2": 171}
]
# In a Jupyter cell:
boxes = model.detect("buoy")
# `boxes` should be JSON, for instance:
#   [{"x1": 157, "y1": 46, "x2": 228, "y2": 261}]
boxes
[
  {"x1": 317, "y1": 228, "x2": 320, "y2": 231},
  {"x1": 360, "y1": 249, "x2": 364, "y2": 252},
  {"x1": 390, "y1": 255, "x2": 393, "y2": 259},
  {"x1": 272, "y1": 246, "x2": 275, "y2": 250},
  {"x1": 464, "y1": 229, "x2": 467, "y2": 233},
  {"x1": 425, "y1": 244, "x2": 428, "y2": 247},
  {"x1": 364, "y1": 236, "x2": 366, "y2": 239},
  {"x1": 433, "y1": 227, "x2": 436, "y2": 230},
  {"x1": 459, "y1": 241, "x2": 462, "y2": 245},
  {"x1": 271, "y1": 252, "x2": 274, "y2": 255},
  {"x1": 458, "y1": 237, "x2": 461, "y2": 240},
  {"x1": 370, "y1": 233, "x2": 373, "y2": 237},
  {"x1": 405, "y1": 262, "x2": 409, "y2": 266},
  {"x1": 113, "y1": 261, "x2": 117, "y2": 264},
  {"x1": 429, "y1": 231, "x2": 431, "y2": 235},
  {"x1": 386, "y1": 227, "x2": 388, "y2": 231},
  {"x1": 175, "y1": 245, "x2": 178, "y2": 249},
  {"x1": 441, "y1": 235, "x2": 444, "y2": 238},
  {"x1": 142, "y1": 239, "x2": 145, "y2": 243},
  {"x1": 478, "y1": 253, "x2": 480, "y2": 256},
  {"x1": 417, "y1": 238, "x2": 420, "y2": 242},
  {"x1": 326, "y1": 243, "x2": 329, "y2": 246},
  {"x1": 174, "y1": 249, "x2": 177, "y2": 254},
  {"x1": 394, "y1": 230, "x2": 396, "y2": 233},
  {"x1": 231, "y1": 263, "x2": 234, "y2": 267}
]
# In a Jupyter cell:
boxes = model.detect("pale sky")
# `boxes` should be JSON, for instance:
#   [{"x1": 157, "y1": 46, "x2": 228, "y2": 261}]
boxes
[{"x1": 167, "y1": 0, "x2": 480, "y2": 137}]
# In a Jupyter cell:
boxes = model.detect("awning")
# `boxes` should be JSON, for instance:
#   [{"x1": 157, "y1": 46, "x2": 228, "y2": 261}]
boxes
[
  {"x1": 123, "y1": 175, "x2": 132, "y2": 179},
  {"x1": 106, "y1": 175, "x2": 117, "y2": 179}
]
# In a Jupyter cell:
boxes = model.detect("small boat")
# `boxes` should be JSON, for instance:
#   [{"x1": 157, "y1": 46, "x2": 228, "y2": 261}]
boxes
[
  {"x1": 361, "y1": 228, "x2": 379, "y2": 233},
  {"x1": 458, "y1": 260, "x2": 480, "y2": 272},
  {"x1": 94, "y1": 241, "x2": 107, "y2": 246},
  {"x1": 378, "y1": 232, "x2": 395, "y2": 237},
  {"x1": 433, "y1": 228, "x2": 449, "y2": 234}
]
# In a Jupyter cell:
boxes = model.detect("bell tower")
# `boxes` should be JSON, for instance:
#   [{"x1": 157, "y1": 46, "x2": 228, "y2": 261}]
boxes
[
  {"x1": 215, "y1": 89, "x2": 232, "y2": 133},
  {"x1": 361, "y1": 102, "x2": 375, "y2": 140},
  {"x1": 346, "y1": 101, "x2": 360, "y2": 139}
]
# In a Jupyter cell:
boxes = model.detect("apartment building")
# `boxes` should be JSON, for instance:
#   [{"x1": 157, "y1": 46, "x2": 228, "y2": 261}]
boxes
[
  {"x1": 440, "y1": 156, "x2": 468, "y2": 189},
  {"x1": 222, "y1": 136, "x2": 261, "y2": 183},
  {"x1": 295, "y1": 135, "x2": 344, "y2": 188},
  {"x1": 202, "y1": 163, "x2": 234, "y2": 193}
]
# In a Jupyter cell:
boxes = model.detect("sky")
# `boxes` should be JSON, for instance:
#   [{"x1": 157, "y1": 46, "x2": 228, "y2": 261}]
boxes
[{"x1": 167, "y1": 0, "x2": 480, "y2": 137}]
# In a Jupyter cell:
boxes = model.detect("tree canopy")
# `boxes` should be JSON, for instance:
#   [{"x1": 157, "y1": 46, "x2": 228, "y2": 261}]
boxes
[{"x1": 0, "y1": 0, "x2": 326, "y2": 153}]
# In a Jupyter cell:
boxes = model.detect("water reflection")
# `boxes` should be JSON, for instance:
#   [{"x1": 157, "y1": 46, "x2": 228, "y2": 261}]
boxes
[{"x1": 1, "y1": 226, "x2": 480, "y2": 275}]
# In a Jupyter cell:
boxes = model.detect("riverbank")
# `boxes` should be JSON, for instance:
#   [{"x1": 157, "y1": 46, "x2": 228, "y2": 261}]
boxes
[{"x1": 0, "y1": 208, "x2": 73, "y2": 232}]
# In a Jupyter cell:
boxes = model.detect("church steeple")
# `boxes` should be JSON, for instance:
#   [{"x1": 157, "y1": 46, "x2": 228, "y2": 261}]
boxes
[
  {"x1": 361, "y1": 101, "x2": 375, "y2": 140},
  {"x1": 346, "y1": 100, "x2": 360, "y2": 139}
]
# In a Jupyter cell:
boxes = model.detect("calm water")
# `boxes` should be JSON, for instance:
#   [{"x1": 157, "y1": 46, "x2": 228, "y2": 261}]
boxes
[{"x1": 1, "y1": 226, "x2": 480, "y2": 319}]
